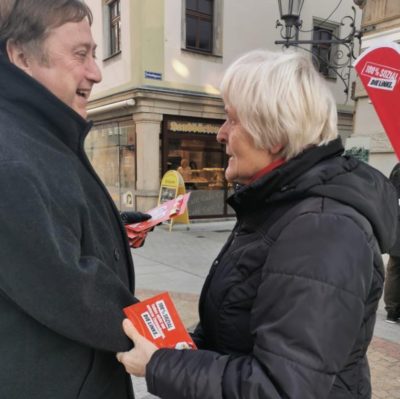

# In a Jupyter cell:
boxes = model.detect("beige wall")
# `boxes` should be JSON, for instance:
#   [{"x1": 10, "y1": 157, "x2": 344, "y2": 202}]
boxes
[
  {"x1": 162, "y1": 0, "x2": 360, "y2": 105},
  {"x1": 88, "y1": 0, "x2": 133, "y2": 93},
  {"x1": 87, "y1": 0, "x2": 361, "y2": 106}
]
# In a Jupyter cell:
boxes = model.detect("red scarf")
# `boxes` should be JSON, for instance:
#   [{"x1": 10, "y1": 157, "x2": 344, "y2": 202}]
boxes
[{"x1": 248, "y1": 158, "x2": 285, "y2": 184}]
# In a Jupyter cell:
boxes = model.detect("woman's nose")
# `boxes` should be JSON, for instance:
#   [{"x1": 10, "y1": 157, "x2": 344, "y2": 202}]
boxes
[{"x1": 217, "y1": 121, "x2": 228, "y2": 144}]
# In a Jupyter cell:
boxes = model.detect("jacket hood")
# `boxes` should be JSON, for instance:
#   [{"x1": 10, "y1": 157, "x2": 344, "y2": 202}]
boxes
[{"x1": 229, "y1": 138, "x2": 398, "y2": 253}]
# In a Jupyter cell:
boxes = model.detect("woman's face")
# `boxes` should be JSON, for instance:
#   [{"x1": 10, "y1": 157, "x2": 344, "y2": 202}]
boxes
[{"x1": 217, "y1": 106, "x2": 277, "y2": 185}]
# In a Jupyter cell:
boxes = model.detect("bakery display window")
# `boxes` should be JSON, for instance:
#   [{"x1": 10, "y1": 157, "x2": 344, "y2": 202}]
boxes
[{"x1": 162, "y1": 116, "x2": 234, "y2": 218}]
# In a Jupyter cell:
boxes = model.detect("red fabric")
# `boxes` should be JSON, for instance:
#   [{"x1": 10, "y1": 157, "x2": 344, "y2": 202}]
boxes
[{"x1": 249, "y1": 158, "x2": 285, "y2": 184}]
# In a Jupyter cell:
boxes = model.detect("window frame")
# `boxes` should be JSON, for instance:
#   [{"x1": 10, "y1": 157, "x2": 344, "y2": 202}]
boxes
[
  {"x1": 185, "y1": 0, "x2": 214, "y2": 54},
  {"x1": 181, "y1": 0, "x2": 223, "y2": 57},
  {"x1": 311, "y1": 18, "x2": 340, "y2": 80},
  {"x1": 104, "y1": 0, "x2": 121, "y2": 59}
]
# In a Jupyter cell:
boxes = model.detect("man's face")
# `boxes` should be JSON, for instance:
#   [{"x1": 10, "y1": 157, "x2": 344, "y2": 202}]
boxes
[{"x1": 24, "y1": 19, "x2": 101, "y2": 119}]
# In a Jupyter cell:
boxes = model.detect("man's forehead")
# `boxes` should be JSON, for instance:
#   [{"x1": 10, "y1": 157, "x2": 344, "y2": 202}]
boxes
[{"x1": 47, "y1": 20, "x2": 96, "y2": 48}]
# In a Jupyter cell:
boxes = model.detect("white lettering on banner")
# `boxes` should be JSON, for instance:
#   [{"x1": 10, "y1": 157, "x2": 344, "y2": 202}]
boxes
[
  {"x1": 361, "y1": 62, "x2": 400, "y2": 85},
  {"x1": 368, "y1": 78, "x2": 396, "y2": 91},
  {"x1": 156, "y1": 300, "x2": 176, "y2": 331},
  {"x1": 365, "y1": 64, "x2": 379, "y2": 75},
  {"x1": 141, "y1": 311, "x2": 162, "y2": 339}
]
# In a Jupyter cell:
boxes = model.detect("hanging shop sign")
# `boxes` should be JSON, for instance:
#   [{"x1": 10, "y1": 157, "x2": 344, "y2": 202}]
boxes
[{"x1": 167, "y1": 121, "x2": 220, "y2": 134}]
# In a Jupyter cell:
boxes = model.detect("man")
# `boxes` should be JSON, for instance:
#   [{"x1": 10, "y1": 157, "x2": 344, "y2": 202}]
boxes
[
  {"x1": 0, "y1": 1, "x2": 139, "y2": 397},
  {"x1": 385, "y1": 163, "x2": 400, "y2": 323}
]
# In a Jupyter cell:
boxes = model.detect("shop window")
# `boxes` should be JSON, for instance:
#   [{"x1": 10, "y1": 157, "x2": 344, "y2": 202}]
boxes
[
  {"x1": 85, "y1": 120, "x2": 136, "y2": 210},
  {"x1": 163, "y1": 118, "x2": 234, "y2": 218},
  {"x1": 312, "y1": 19, "x2": 339, "y2": 80},
  {"x1": 103, "y1": 0, "x2": 121, "y2": 59},
  {"x1": 182, "y1": 0, "x2": 223, "y2": 56}
]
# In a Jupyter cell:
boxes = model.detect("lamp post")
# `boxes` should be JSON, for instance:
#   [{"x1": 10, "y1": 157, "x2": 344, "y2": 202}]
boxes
[
  {"x1": 275, "y1": 0, "x2": 364, "y2": 98},
  {"x1": 277, "y1": 0, "x2": 304, "y2": 41}
]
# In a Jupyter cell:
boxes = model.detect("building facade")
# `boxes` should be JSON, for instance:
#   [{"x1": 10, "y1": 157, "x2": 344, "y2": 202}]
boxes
[
  {"x1": 85, "y1": 0, "x2": 361, "y2": 217},
  {"x1": 352, "y1": 0, "x2": 400, "y2": 176}
]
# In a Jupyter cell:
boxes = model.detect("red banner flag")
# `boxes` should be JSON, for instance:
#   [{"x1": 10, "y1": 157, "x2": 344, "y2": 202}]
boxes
[{"x1": 354, "y1": 43, "x2": 400, "y2": 159}]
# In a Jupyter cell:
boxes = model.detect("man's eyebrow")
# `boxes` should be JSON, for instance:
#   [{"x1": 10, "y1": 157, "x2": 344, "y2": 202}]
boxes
[{"x1": 73, "y1": 42, "x2": 97, "y2": 51}]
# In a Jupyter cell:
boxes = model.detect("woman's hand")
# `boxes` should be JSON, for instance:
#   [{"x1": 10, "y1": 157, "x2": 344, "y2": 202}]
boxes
[{"x1": 116, "y1": 319, "x2": 158, "y2": 377}]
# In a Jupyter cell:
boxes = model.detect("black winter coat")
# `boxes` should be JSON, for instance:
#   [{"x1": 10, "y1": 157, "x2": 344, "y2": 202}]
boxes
[
  {"x1": 388, "y1": 163, "x2": 400, "y2": 256},
  {"x1": 0, "y1": 55, "x2": 136, "y2": 398},
  {"x1": 145, "y1": 139, "x2": 397, "y2": 399}
]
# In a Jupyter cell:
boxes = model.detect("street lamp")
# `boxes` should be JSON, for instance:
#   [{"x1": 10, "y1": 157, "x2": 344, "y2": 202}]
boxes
[
  {"x1": 275, "y1": 0, "x2": 365, "y2": 98},
  {"x1": 277, "y1": 0, "x2": 304, "y2": 40}
]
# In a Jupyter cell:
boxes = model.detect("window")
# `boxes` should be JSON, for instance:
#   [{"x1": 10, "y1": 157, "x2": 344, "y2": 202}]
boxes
[
  {"x1": 162, "y1": 116, "x2": 234, "y2": 217},
  {"x1": 312, "y1": 19, "x2": 340, "y2": 80},
  {"x1": 108, "y1": 0, "x2": 121, "y2": 56},
  {"x1": 185, "y1": 0, "x2": 214, "y2": 53},
  {"x1": 86, "y1": 120, "x2": 136, "y2": 210}
]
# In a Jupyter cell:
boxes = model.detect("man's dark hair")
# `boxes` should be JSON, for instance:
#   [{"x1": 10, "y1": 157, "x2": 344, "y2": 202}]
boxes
[{"x1": 0, "y1": 0, "x2": 92, "y2": 58}]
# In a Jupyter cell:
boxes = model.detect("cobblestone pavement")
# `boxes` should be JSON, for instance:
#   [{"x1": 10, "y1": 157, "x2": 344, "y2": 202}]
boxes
[
  {"x1": 369, "y1": 336, "x2": 400, "y2": 399},
  {"x1": 130, "y1": 221, "x2": 400, "y2": 399}
]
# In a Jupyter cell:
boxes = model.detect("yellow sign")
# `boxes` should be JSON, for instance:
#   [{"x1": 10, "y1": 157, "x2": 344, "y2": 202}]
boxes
[{"x1": 159, "y1": 171, "x2": 190, "y2": 230}]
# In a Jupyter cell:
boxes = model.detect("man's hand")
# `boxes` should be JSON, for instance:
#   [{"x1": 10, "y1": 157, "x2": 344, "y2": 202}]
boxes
[
  {"x1": 120, "y1": 212, "x2": 151, "y2": 225},
  {"x1": 116, "y1": 319, "x2": 158, "y2": 377}
]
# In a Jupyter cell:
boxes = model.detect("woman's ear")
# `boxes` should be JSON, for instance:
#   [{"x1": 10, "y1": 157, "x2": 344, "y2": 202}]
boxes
[
  {"x1": 6, "y1": 40, "x2": 33, "y2": 76},
  {"x1": 270, "y1": 144, "x2": 283, "y2": 155}
]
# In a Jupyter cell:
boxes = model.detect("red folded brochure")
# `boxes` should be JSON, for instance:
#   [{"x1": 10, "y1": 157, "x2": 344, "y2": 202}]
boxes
[
  {"x1": 123, "y1": 292, "x2": 197, "y2": 350},
  {"x1": 125, "y1": 193, "x2": 190, "y2": 248},
  {"x1": 126, "y1": 193, "x2": 190, "y2": 233}
]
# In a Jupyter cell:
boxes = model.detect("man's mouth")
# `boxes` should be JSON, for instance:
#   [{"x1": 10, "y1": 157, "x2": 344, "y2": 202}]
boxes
[{"x1": 76, "y1": 89, "x2": 90, "y2": 99}]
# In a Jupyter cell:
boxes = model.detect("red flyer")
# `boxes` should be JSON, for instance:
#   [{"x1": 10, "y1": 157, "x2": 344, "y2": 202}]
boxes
[
  {"x1": 125, "y1": 193, "x2": 190, "y2": 248},
  {"x1": 123, "y1": 292, "x2": 197, "y2": 350},
  {"x1": 354, "y1": 43, "x2": 400, "y2": 159}
]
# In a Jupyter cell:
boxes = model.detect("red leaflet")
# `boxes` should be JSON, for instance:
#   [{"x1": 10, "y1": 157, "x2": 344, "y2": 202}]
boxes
[{"x1": 123, "y1": 292, "x2": 197, "y2": 350}]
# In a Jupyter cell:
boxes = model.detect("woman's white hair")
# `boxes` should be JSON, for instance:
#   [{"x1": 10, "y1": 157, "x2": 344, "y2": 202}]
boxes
[{"x1": 220, "y1": 49, "x2": 339, "y2": 160}]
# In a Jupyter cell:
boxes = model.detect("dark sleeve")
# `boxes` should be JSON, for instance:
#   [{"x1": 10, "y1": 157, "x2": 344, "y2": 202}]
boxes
[
  {"x1": 190, "y1": 322, "x2": 207, "y2": 349},
  {"x1": 0, "y1": 162, "x2": 137, "y2": 352},
  {"x1": 389, "y1": 163, "x2": 400, "y2": 197},
  {"x1": 145, "y1": 212, "x2": 373, "y2": 399}
]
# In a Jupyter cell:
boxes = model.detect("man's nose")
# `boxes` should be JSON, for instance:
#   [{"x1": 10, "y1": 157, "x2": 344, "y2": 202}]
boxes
[{"x1": 87, "y1": 58, "x2": 102, "y2": 83}]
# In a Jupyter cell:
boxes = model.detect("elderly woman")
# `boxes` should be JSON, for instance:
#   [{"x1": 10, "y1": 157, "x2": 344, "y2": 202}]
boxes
[{"x1": 117, "y1": 50, "x2": 397, "y2": 398}]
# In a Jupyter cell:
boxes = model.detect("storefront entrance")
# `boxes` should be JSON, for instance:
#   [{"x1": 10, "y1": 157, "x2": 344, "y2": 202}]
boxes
[{"x1": 162, "y1": 116, "x2": 234, "y2": 218}]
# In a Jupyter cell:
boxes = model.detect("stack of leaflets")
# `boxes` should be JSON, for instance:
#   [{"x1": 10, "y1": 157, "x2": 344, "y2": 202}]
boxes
[
  {"x1": 123, "y1": 292, "x2": 197, "y2": 349},
  {"x1": 125, "y1": 193, "x2": 190, "y2": 248}
]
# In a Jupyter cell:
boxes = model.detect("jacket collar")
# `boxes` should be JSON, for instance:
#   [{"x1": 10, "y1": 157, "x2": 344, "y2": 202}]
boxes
[
  {"x1": 228, "y1": 138, "x2": 344, "y2": 212},
  {"x1": 0, "y1": 53, "x2": 92, "y2": 153}
]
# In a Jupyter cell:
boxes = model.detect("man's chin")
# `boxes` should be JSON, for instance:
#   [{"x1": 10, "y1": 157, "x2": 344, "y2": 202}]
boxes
[{"x1": 73, "y1": 107, "x2": 87, "y2": 119}]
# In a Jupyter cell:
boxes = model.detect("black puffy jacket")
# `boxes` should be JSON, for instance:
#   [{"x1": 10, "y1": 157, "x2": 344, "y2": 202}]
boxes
[
  {"x1": 145, "y1": 138, "x2": 397, "y2": 399},
  {"x1": 388, "y1": 163, "x2": 400, "y2": 256}
]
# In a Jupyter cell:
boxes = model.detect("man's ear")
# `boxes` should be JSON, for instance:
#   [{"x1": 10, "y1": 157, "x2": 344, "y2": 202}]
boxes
[{"x1": 6, "y1": 40, "x2": 33, "y2": 75}]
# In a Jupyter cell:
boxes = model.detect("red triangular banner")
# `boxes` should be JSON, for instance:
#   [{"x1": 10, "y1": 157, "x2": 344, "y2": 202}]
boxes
[{"x1": 354, "y1": 43, "x2": 400, "y2": 159}]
